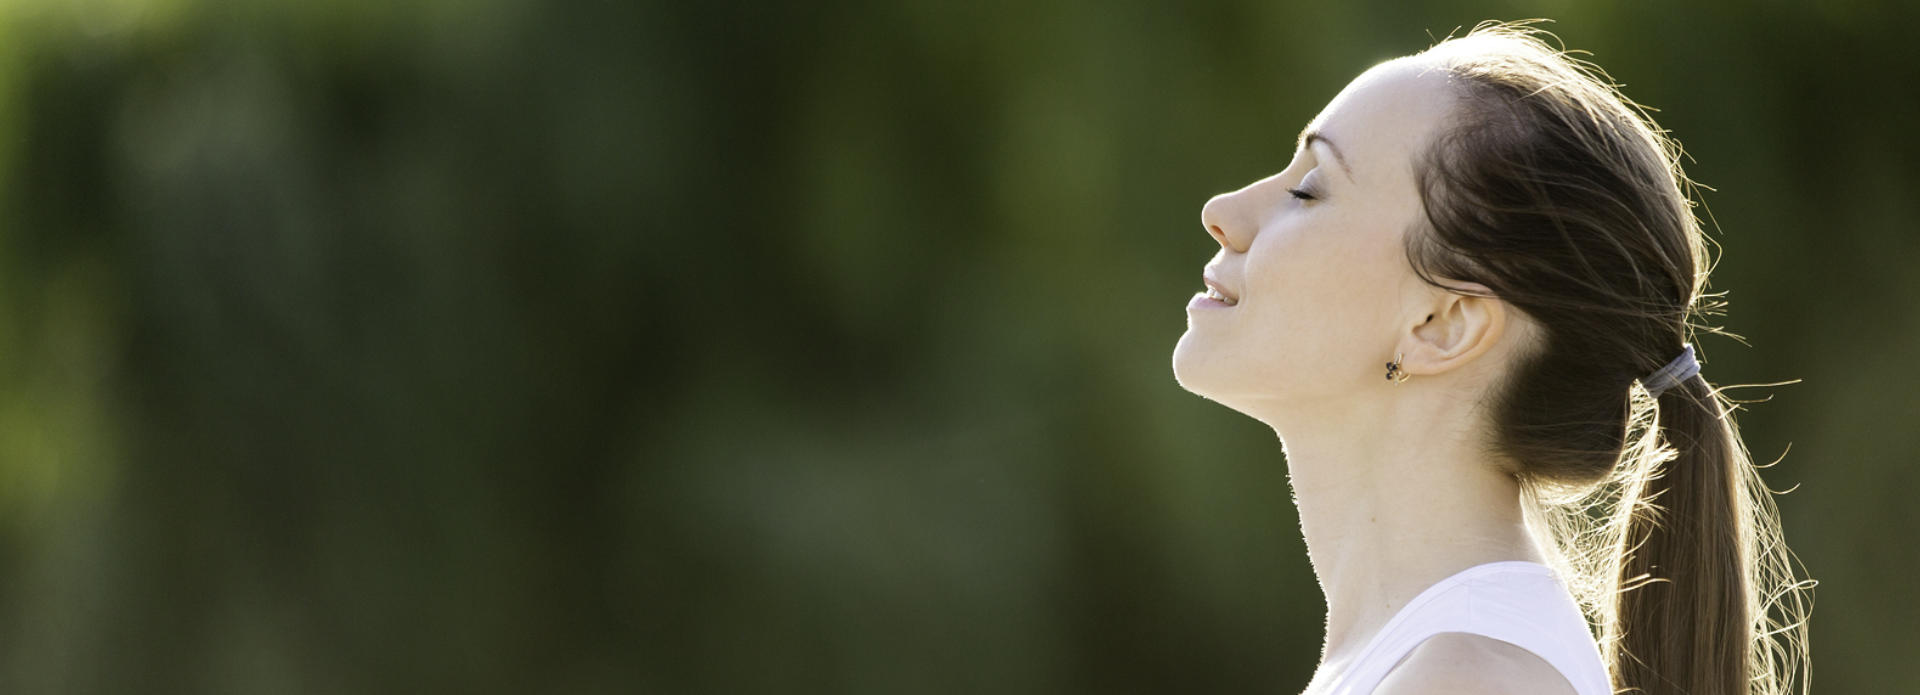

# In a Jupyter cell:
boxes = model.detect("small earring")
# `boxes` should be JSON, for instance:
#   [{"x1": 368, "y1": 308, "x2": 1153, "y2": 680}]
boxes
[{"x1": 1385, "y1": 352, "x2": 1410, "y2": 383}]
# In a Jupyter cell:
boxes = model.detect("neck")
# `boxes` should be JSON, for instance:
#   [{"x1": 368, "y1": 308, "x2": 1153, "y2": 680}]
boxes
[{"x1": 1264, "y1": 392, "x2": 1547, "y2": 667}]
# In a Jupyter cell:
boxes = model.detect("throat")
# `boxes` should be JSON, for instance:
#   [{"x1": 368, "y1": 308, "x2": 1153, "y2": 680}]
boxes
[{"x1": 1291, "y1": 455, "x2": 1545, "y2": 672}]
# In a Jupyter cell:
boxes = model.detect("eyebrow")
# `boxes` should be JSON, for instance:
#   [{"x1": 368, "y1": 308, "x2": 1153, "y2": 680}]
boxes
[{"x1": 1298, "y1": 129, "x2": 1355, "y2": 182}]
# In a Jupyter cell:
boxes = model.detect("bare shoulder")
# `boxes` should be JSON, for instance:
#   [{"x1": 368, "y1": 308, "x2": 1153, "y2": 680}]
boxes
[{"x1": 1371, "y1": 632, "x2": 1578, "y2": 695}]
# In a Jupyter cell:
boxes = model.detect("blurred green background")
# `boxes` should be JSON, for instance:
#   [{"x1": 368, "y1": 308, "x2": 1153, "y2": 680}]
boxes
[{"x1": 0, "y1": 0, "x2": 1911, "y2": 692}]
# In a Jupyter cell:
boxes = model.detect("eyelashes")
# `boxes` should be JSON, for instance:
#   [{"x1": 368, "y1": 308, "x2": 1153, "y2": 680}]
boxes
[{"x1": 1287, "y1": 187, "x2": 1318, "y2": 201}]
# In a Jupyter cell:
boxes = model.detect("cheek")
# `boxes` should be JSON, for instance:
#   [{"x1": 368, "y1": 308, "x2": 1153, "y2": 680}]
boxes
[
  {"x1": 1252, "y1": 221, "x2": 1399, "y2": 316},
  {"x1": 1245, "y1": 215, "x2": 1409, "y2": 354}
]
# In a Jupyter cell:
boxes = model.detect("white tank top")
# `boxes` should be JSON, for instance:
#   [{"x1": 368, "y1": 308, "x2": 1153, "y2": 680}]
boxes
[{"x1": 1320, "y1": 561, "x2": 1613, "y2": 695}]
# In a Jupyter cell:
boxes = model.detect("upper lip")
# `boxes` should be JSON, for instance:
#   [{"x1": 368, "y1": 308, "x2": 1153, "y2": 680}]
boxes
[{"x1": 1203, "y1": 270, "x2": 1240, "y2": 303}]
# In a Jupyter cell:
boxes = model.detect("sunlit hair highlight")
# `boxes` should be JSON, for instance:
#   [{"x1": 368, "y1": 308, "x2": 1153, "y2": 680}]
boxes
[{"x1": 1406, "y1": 20, "x2": 1813, "y2": 695}]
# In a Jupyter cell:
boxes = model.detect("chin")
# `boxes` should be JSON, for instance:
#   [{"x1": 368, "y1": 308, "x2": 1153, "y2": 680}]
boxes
[
  {"x1": 1171, "y1": 331, "x2": 1225, "y2": 399},
  {"x1": 1173, "y1": 334, "x2": 1300, "y2": 423}
]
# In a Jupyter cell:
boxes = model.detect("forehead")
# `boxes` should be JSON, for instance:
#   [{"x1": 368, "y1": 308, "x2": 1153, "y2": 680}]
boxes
[{"x1": 1302, "y1": 58, "x2": 1459, "y2": 183}]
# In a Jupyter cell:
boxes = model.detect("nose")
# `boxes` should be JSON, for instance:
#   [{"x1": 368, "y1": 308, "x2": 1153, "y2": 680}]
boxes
[{"x1": 1200, "y1": 186, "x2": 1256, "y2": 253}]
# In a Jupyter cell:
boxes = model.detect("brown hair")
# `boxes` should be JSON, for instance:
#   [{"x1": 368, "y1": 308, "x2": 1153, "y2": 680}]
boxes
[{"x1": 1405, "y1": 21, "x2": 1813, "y2": 695}]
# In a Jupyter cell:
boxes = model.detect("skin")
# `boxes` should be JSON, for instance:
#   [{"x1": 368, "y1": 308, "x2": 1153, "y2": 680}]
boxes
[{"x1": 1170, "y1": 57, "x2": 1576, "y2": 695}]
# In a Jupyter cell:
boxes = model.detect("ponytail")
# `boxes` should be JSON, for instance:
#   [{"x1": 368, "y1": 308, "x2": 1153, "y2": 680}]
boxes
[{"x1": 1602, "y1": 374, "x2": 1812, "y2": 695}]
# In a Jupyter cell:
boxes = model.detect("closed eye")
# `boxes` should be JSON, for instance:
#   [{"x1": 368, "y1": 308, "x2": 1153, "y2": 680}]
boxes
[{"x1": 1288, "y1": 169, "x2": 1323, "y2": 202}]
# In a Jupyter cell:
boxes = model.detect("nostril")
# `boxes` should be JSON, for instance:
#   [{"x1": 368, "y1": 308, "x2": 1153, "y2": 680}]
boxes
[{"x1": 1209, "y1": 224, "x2": 1226, "y2": 241}]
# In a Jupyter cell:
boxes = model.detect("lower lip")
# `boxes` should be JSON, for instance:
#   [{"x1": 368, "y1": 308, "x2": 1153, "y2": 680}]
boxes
[{"x1": 1187, "y1": 292, "x2": 1236, "y2": 311}]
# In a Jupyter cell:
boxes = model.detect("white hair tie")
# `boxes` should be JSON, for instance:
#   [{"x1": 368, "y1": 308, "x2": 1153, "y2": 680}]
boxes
[{"x1": 1642, "y1": 343, "x2": 1700, "y2": 397}]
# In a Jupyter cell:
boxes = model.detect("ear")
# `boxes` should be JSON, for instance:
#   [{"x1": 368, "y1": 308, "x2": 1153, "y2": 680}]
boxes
[{"x1": 1399, "y1": 282, "x2": 1507, "y2": 378}]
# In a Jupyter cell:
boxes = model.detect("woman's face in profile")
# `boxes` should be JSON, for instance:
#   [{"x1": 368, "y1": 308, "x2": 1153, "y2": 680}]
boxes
[{"x1": 1172, "y1": 59, "x2": 1460, "y2": 416}]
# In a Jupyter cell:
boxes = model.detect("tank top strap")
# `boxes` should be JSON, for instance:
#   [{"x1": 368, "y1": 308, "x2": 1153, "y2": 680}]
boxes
[{"x1": 1324, "y1": 561, "x2": 1612, "y2": 695}]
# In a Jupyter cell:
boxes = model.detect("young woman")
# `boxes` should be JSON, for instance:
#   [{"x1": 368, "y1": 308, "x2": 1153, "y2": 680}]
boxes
[{"x1": 1171, "y1": 21, "x2": 1812, "y2": 695}]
